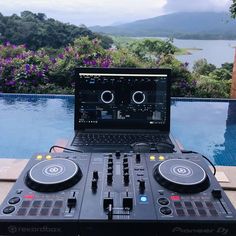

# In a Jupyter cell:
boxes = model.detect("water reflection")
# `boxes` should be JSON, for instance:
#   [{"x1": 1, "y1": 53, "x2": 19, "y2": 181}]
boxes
[
  {"x1": 171, "y1": 100, "x2": 236, "y2": 166},
  {"x1": 213, "y1": 102, "x2": 236, "y2": 165}
]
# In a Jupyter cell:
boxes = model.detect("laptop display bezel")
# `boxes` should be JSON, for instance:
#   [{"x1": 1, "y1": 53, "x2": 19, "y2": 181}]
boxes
[{"x1": 74, "y1": 67, "x2": 171, "y2": 131}]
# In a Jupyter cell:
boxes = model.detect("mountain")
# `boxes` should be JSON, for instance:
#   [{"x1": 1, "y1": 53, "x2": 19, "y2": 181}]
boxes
[
  {"x1": 90, "y1": 12, "x2": 236, "y2": 39},
  {"x1": 0, "y1": 11, "x2": 113, "y2": 50}
]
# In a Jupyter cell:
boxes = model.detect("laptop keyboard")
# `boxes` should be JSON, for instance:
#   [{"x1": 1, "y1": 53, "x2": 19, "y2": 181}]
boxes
[{"x1": 72, "y1": 133, "x2": 170, "y2": 146}]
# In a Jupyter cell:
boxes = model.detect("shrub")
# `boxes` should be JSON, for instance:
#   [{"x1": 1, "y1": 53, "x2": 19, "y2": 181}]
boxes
[
  {"x1": 193, "y1": 59, "x2": 216, "y2": 76},
  {"x1": 195, "y1": 76, "x2": 231, "y2": 98}
]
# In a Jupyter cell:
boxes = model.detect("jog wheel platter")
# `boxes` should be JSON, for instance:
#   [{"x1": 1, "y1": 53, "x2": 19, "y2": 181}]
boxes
[
  {"x1": 132, "y1": 91, "x2": 146, "y2": 104},
  {"x1": 25, "y1": 158, "x2": 82, "y2": 192},
  {"x1": 153, "y1": 159, "x2": 210, "y2": 193},
  {"x1": 101, "y1": 90, "x2": 114, "y2": 104}
]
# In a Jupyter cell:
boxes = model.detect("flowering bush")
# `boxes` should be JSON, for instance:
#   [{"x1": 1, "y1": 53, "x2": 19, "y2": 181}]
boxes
[
  {"x1": 0, "y1": 37, "x2": 153, "y2": 94},
  {"x1": 0, "y1": 37, "x2": 230, "y2": 98}
]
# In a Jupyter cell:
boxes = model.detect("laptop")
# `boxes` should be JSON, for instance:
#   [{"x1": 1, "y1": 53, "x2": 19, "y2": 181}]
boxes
[{"x1": 68, "y1": 67, "x2": 180, "y2": 153}]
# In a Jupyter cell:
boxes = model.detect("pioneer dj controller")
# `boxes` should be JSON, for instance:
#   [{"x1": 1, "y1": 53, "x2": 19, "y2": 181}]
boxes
[{"x1": 0, "y1": 152, "x2": 235, "y2": 236}]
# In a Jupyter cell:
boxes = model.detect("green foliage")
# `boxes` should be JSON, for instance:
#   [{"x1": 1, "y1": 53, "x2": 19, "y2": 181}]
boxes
[
  {"x1": 129, "y1": 38, "x2": 176, "y2": 62},
  {"x1": 230, "y1": 0, "x2": 236, "y2": 18},
  {"x1": 195, "y1": 77, "x2": 231, "y2": 98},
  {"x1": 193, "y1": 59, "x2": 216, "y2": 75},
  {"x1": 0, "y1": 35, "x2": 233, "y2": 98},
  {"x1": 0, "y1": 11, "x2": 113, "y2": 50},
  {"x1": 209, "y1": 68, "x2": 232, "y2": 81}
]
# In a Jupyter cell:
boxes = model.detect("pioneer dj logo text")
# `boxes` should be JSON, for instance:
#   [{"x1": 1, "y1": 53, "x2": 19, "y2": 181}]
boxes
[
  {"x1": 8, "y1": 225, "x2": 62, "y2": 234},
  {"x1": 172, "y1": 227, "x2": 229, "y2": 235}
]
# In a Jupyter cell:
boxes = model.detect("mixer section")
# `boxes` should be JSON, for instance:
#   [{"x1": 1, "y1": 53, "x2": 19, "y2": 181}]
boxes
[{"x1": 79, "y1": 152, "x2": 157, "y2": 236}]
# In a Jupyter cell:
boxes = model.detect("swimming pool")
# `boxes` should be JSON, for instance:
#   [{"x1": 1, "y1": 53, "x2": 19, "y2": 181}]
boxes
[{"x1": 0, "y1": 94, "x2": 236, "y2": 166}]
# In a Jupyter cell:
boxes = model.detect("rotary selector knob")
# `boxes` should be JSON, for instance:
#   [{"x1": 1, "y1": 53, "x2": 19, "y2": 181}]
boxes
[{"x1": 93, "y1": 171, "x2": 99, "y2": 180}]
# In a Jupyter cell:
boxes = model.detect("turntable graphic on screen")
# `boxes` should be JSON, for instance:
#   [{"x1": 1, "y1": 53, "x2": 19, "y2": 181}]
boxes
[{"x1": 69, "y1": 68, "x2": 180, "y2": 153}]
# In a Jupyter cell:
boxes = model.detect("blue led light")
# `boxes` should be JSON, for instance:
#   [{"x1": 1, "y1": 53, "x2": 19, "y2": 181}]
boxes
[{"x1": 140, "y1": 196, "x2": 148, "y2": 202}]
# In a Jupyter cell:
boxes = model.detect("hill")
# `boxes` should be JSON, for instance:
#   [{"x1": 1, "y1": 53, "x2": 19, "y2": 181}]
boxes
[
  {"x1": 0, "y1": 11, "x2": 113, "y2": 50},
  {"x1": 90, "y1": 12, "x2": 236, "y2": 39}
]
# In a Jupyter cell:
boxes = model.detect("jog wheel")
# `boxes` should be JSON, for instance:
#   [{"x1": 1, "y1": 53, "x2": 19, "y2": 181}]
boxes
[
  {"x1": 153, "y1": 159, "x2": 210, "y2": 193},
  {"x1": 25, "y1": 159, "x2": 82, "y2": 192}
]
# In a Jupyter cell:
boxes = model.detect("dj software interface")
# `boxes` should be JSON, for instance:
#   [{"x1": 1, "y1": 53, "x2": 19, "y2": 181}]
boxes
[{"x1": 77, "y1": 73, "x2": 168, "y2": 127}]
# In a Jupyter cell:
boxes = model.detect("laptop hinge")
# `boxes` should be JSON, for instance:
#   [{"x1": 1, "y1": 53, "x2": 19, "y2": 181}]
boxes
[{"x1": 80, "y1": 129, "x2": 165, "y2": 133}]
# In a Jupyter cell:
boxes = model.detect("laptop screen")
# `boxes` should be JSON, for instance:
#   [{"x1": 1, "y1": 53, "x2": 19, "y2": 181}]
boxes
[{"x1": 75, "y1": 68, "x2": 171, "y2": 131}]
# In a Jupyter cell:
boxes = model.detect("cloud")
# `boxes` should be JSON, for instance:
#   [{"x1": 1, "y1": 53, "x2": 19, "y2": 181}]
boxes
[
  {"x1": 0, "y1": 0, "x2": 167, "y2": 26},
  {"x1": 164, "y1": 0, "x2": 231, "y2": 13}
]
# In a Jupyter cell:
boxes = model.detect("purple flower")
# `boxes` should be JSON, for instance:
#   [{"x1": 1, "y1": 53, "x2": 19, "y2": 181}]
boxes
[
  {"x1": 50, "y1": 58, "x2": 57, "y2": 64},
  {"x1": 25, "y1": 64, "x2": 31, "y2": 73},
  {"x1": 58, "y1": 53, "x2": 64, "y2": 59},
  {"x1": 5, "y1": 80, "x2": 16, "y2": 86},
  {"x1": 101, "y1": 58, "x2": 111, "y2": 68},
  {"x1": 83, "y1": 58, "x2": 97, "y2": 66},
  {"x1": 37, "y1": 71, "x2": 43, "y2": 78}
]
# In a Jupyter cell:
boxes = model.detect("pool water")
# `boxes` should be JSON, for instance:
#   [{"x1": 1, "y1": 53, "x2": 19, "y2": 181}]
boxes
[{"x1": 0, "y1": 94, "x2": 236, "y2": 166}]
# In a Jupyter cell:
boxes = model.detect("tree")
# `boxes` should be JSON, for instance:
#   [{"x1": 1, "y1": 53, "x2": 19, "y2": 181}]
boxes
[
  {"x1": 230, "y1": 0, "x2": 236, "y2": 18},
  {"x1": 193, "y1": 59, "x2": 216, "y2": 75},
  {"x1": 0, "y1": 11, "x2": 113, "y2": 50}
]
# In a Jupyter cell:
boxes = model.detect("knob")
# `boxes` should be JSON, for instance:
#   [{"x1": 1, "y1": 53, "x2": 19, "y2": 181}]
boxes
[
  {"x1": 123, "y1": 158, "x2": 128, "y2": 163},
  {"x1": 107, "y1": 167, "x2": 113, "y2": 174},
  {"x1": 139, "y1": 179, "x2": 145, "y2": 191},
  {"x1": 123, "y1": 167, "x2": 129, "y2": 174},
  {"x1": 123, "y1": 162, "x2": 129, "y2": 168},
  {"x1": 123, "y1": 197, "x2": 133, "y2": 210},
  {"x1": 136, "y1": 153, "x2": 141, "y2": 163},
  {"x1": 108, "y1": 162, "x2": 113, "y2": 168},
  {"x1": 212, "y1": 189, "x2": 222, "y2": 199},
  {"x1": 107, "y1": 173, "x2": 113, "y2": 184},
  {"x1": 108, "y1": 158, "x2": 113, "y2": 164},
  {"x1": 124, "y1": 173, "x2": 129, "y2": 184},
  {"x1": 91, "y1": 178, "x2": 98, "y2": 190},
  {"x1": 115, "y1": 151, "x2": 121, "y2": 158},
  {"x1": 93, "y1": 171, "x2": 99, "y2": 180}
]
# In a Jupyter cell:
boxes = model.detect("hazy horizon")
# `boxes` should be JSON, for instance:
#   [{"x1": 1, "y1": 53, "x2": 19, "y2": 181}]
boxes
[{"x1": 0, "y1": 0, "x2": 231, "y2": 26}]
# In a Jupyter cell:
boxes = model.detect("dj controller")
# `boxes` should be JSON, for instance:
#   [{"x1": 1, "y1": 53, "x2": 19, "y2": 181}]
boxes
[{"x1": 0, "y1": 152, "x2": 235, "y2": 236}]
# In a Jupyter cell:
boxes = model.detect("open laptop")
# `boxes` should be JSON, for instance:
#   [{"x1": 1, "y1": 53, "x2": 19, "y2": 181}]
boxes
[{"x1": 68, "y1": 67, "x2": 180, "y2": 153}]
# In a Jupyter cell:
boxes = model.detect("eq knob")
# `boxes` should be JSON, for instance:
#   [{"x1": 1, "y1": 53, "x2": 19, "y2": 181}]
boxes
[
  {"x1": 107, "y1": 167, "x2": 113, "y2": 174},
  {"x1": 93, "y1": 171, "x2": 99, "y2": 180},
  {"x1": 123, "y1": 167, "x2": 129, "y2": 174},
  {"x1": 123, "y1": 162, "x2": 129, "y2": 168},
  {"x1": 124, "y1": 173, "x2": 129, "y2": 185},
  {"x1": 107, "y1": 173, "x2": 113, "y2": 184}
]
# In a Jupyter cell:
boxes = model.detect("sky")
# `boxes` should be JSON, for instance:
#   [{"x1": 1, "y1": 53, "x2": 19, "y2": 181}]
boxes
[{"x1": 0, "y1": 0, "x2": 231, "y2": 26}]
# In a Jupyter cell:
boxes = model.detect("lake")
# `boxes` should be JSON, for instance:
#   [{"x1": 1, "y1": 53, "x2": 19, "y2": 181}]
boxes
[{"x1": 173, "y1": 39, "x2": 236, "y2": 69}]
